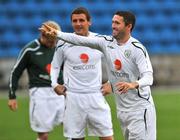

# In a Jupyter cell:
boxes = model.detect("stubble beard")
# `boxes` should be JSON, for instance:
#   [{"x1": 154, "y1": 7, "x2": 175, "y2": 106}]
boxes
[{"x1": 113, "y1": 31, "x2": 126, "y2": 41}]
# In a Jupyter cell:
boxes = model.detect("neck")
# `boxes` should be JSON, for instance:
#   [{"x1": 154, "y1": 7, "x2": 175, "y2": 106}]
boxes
[
  {"x1": 116, "y1": 34, "x2": 130, "y2": 45},
  {"x1": 39, "y1": 38, "x2": 45, "y2": 46},
  {"x1": 75, "y1": 32, "x2": 89, "y2": 37}
]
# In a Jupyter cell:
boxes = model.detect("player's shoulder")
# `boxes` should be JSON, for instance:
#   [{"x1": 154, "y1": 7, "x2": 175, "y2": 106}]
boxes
[
  {"x1": 55, "y1": 40, "x2": 72, "y2": 51},
  {"x1": 25, "y1": 39, "x2": 39, "y2": 48},
  {"x1": 57, "y1": 40, "x2": 66, "y2": 48},
  {"x1": 89, "y1": 31, "x2": 114, "y2": 41},
  {"x1": 21, "y1": 39, "x2": 40, "y2": 52},
  {"x1": 17, "y1": 39, "x2": 40, "y2": 57},
  {"x1": 130, "y1": 37, "x2": 145, "y2": 49},
  {"x1": 129, "y1": 37, "x2": 147, "y2": 56},
  {"x1": 88, "y1": 31, "x2": 98, "y2": 37},
  {"x1": 95, "y1": 34, "x2": 114, "y2": 42}
]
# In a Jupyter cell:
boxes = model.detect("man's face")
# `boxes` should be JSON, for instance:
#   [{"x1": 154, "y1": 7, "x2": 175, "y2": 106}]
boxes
[
  {"x1": 112, "y1": 15, "x2": 127, "y2": 39},
  {"x1": 40, "y1": 33, "x2": 57, "y2": 48},
  {"x1": 71, "y1": 14, "x2": 91, "y2": 36}
]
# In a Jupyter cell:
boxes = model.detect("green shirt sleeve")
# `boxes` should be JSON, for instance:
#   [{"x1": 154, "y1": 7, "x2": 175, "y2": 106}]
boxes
[{"x1": 9, "y1": 47, "x2": 29, "y2": 99}]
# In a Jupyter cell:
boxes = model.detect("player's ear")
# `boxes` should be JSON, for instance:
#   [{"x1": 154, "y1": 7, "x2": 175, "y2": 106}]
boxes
[
  {"x1": 88, "y1": 21, "x2": 92, "y2": 26},
  {"x1": 127, "y1": 24, "x2": 132, "y2": 32}
]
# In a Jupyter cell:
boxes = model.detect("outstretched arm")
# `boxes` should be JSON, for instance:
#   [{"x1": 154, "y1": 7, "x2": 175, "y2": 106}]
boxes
[{"x1": 39, "y1": 24, "x2": 105, "y2": 51}]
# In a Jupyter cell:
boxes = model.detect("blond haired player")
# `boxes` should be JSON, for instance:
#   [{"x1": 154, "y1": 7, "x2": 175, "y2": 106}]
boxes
[{"x1": 8, "y1": 21, "x2": 65, "y2": 140}]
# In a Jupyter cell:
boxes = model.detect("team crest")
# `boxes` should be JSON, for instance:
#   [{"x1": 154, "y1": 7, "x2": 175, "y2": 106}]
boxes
[{"x1": 124, "y1": 50, "x2": 131, "y2": 58}]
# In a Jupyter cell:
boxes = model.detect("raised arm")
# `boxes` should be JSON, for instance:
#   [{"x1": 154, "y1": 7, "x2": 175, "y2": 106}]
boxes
[
  {"x1": 57, "y1": 32, "x2": 103, "y2": 50},
  {"x1": 39, "y1": 24, "x2": 105, "y2": 51}
]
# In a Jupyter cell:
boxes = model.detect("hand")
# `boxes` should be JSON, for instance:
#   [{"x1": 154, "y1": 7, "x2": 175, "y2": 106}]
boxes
[
  {"x1": 39, "y1": 23, "x2": 58, "y2": 39},
  {"x1": 8, "y1": 99, "x2": 18, "y2": 111},
  {"x1": 101, "y1": 82, "x2": 112, "y2": 96},
  {"x1": 115, "y1": 82, "x2": 138, "y2": 94},
  {"x1": 54, "y1": 84, "x2": 66, "y2": 96}
]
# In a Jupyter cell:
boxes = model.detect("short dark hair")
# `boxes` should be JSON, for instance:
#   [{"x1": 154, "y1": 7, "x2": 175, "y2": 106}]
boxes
[
  {"x1": 71, "y1": 7, "x2": 91, "y2": 21},
  {"x1": 114, "y1": 11, "x2": 136, "y2": 32}
]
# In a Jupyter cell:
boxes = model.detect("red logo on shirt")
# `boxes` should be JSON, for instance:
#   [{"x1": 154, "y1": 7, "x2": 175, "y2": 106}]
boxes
[
  {"x1": 46, "y1": 64, "x2": 51, "y2": 74},
  {"x1": 80, "y1": 53, "x2": 89, "y2": 64},
  {"x1": 114, "y1": 59, "x2": 122, "y2": 70}
]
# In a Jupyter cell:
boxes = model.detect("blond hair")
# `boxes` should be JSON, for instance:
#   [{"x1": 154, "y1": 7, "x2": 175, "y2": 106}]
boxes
[{"x1": 42, "y1": 20, "x2": 61, "y2": 31}]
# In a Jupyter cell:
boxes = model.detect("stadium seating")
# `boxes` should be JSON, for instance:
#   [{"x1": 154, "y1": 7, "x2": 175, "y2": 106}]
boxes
[{"x1": 0, "y1": 0, "x2": 180, "y2": 57}]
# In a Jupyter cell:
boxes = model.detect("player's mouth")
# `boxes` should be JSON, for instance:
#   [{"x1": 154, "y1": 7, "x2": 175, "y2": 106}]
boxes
[{"x1": 112, "y1": 29, "x2": 118, "y2": 35}]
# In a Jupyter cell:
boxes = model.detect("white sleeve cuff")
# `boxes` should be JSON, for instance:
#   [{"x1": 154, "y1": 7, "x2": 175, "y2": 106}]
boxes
[
  {"x1": 136, "y1": 72, "x2": 153, "y2": 88},
  {"x1": 51, "y1": 83, "x2": 59, "y2": 89}
]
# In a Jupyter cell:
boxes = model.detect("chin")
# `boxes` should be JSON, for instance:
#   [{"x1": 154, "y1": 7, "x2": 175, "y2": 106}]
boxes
[
  {"x1": 76, "y1": 32, "x2": 84, "y2": 36},
  {"x1": 47, "y1": 46, "x2": 54, "y2": 48},
  {"x1": 112, "y1": 31, "x2": 117, "y2": 36},
  {"x1": 112, "y1": 33, "x2": 117, "y2": 38}
]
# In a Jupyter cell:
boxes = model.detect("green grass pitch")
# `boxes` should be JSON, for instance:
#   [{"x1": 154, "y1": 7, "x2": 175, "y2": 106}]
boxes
[{"x1": 0, "y1": 88, "x2": 180, "y2": 140}]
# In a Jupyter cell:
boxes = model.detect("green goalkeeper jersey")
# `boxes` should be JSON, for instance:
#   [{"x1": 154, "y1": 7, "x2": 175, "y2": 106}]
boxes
[{"x1": 9, "y1": 39, "x2": 63, "y2": 99}]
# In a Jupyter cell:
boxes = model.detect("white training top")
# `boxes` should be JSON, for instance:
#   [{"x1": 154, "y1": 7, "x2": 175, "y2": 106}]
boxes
[
  {"x1": 56, "y1": 31, "x2": 155, "y2": 111},
  {"x1": 51, "y1": 32, "x2": 104, "y2": 93}
]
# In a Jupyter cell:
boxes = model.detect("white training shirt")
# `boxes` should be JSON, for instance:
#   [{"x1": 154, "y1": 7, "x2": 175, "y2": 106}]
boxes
[
  {"x1": 56, "y1": 31, "x2": 155, "y2": 111},
  {"x1": 51, "y1": 32, "x2": 104, "y2": 93}
]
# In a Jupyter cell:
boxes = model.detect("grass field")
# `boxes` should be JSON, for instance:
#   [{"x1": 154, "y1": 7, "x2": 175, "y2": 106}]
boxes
[{"x1": 0, "y1": 88, "x2": 180, "y2": 140}]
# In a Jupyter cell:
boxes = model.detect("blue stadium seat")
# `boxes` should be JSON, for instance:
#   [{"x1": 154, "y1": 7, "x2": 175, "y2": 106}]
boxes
[
  {"x1": 148, "y1": 44, "x2": 164, "y2": 54},
  {"x1": 5, "y1": 1, "x2": 21, "y2": 17},
  {"x1": 162, "y1": 1, "x2": 179, "y2": 12},
  {"x1": 7, "y1": 47, "x2": 21, "y2": 57},
  {"x1": 92, "y1": 15, "x2": 111, "y2": 34},
  {"x1": 152, "y1": 13, "x2": 167, "y2": 27},
  {"x1": 141, "y1": 1, "x2": 160, "y2": 14},
  {"x1": 20, "y1": 31, "x2": 34, "y2": 45},
  {"x1": 1, "y1": 30, "x2": 20, "y2": 57},
  {"x1": 28, "y1": 15, "x2": 44, "y2": 29},
  {"x1": 159, "y1": 28, "x2": 175, "y2": 43},
  {"x1": 0, "y1": 15, "x2": 12, "y2": 29},
  {"x1": 13, "y1": 16, "x2": 29, "y2": 31},
  {"x1": 171, "y1": 13, "x2": 180, "y2": 26},
  {"x1": 136, "y1": 15, "x2": 149, "y2": 28},
  {"x1": 170, "y1": 44, "x2": 180, "y2": 54},
  {"x1": 144, "y1": 29, "x2": 159, "y2": 44},
  {"x1": 2, "y1": 30, "x2": 16, "y2": 44}
]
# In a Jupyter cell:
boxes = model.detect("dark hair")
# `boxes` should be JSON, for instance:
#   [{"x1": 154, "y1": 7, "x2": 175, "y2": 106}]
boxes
[
  {"x1": 71, "y1": 7, "x2": 91, "y2": 21},
  {"x1": 114, "y1": 11, "x2": 136, "y2": 32}
]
